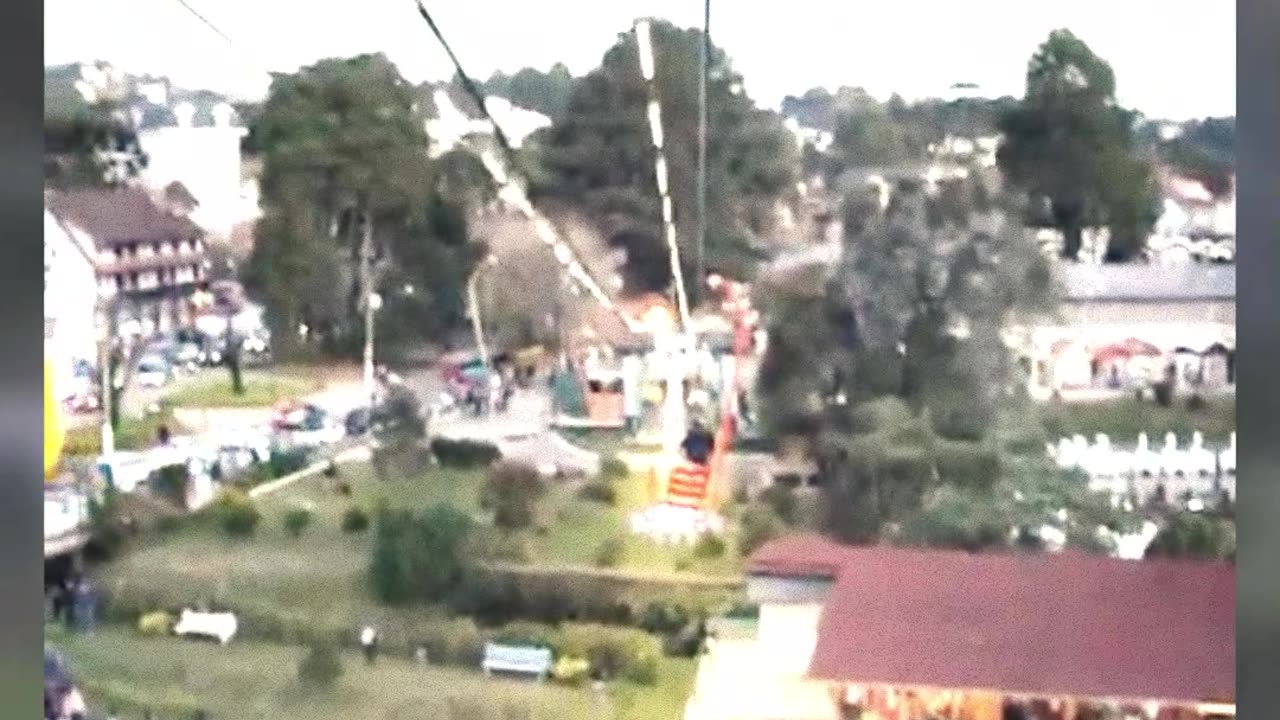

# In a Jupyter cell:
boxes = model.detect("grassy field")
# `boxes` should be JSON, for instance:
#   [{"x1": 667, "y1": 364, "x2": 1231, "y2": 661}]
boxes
[
  {"x1": 1036, "y1": 394, "x2": 1235, "y2": 445},
  {"x1": 63, "y1": 409, "x2": 183, "y2": 456},
  {"x1": 51, "y1": 625, "x2": 697, "y2": 720},
  {"x1": 98, "y1": 458, "x2": 743, "y2": 637},
  {"x1": 163, "y1": 372, "x2": 326, "y2": 408}
]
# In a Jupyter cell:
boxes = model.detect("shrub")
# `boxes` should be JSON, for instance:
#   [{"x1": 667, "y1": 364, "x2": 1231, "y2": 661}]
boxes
[
  {"x1": 419, "y1": 619, "x2": 486, "y2": 667},
  {"x1": 297, "y1": 641, "x2": 343, "y2": 688},
  {"x1": 576, "y1": 481, "x2": 616, "y2": 505},
  {"x1": 431, "y1": 438, "x2": 501, "y2": 468},
  {"x1": 932, "y1": 441, "x2": 1001, "y2": 493},
  {"x1": 1187, "y1": 394, "x2": 1208, "y2": 412},
  {"x1": 490, "y1": 621, "x2": 557, "y2": 650},
  {"x1": 557, "y1": 624, "x2": 660, "y2": 684},
  {"x1": 593, "y1": 536, "x2": 625, "y2": 568},
  {"x1": 758, "y1": 484, "x2": 797, "y2": 524},
  {"x1": 599, "y1": 456, "x2": 629, "y2": 482},
  {"x1": 637, "y1": 602, "x2": 690, "y2": 636},
  {"x1": 661, "y1": 622, "x2": 704, "y2": 658},
  {"x1": 269, "y1": 447, "x2": 313, "y2": 479},
  {"x1": 212, "y1": 489, "x2": 260, "y2": 538},
  {"x1": 341, "y1": 507, "x2": 370, "y2": 534},
  {"x1": 284, "y1": 507, "x2": 313, "y2": 538},
  {"x1": 738, "y1": 504, "x2": 783, "y2": 557},
  {"x1": 370, "y1": 504, "x2": 474, "y2": 605},
  {"x1": 480, "y1": 462, "x2": 546, "y2": 531},
  {"x1": 692, "y1": 532, "x2": 727, "y2": 559},
  {"x1": 551, "y1": 656, "x2": 591, "y2": 686},
  {"x1": 137, "y1": 611, "x2": 174, "y2": 637}
]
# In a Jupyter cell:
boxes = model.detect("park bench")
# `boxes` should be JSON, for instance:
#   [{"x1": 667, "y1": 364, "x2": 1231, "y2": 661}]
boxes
[
  {"x1": 173, "y1": 609, "x2": 237, "y2": 645},
  {"x1": 481, "y1": 643, "x2": 553, "y2": 681}
]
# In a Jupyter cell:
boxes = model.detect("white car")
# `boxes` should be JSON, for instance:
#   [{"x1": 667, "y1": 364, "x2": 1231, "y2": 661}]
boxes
[
  {"x1": 173, "y1": 609, "x2": 237, "y2": 645},
  {"x1": 135, "y1": 355, "x2": 170, "y2": 388}
]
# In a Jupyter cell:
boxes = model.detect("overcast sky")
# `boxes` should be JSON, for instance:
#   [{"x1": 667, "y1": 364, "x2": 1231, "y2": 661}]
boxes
[{"x1": 45, "y1": 0, "x2": 1234, "y2": 121}]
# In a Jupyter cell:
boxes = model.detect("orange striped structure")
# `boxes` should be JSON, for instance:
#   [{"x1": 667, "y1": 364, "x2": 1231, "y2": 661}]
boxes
[{"x1": 664, "y1": 461, "x2": 711, "y2": 506}]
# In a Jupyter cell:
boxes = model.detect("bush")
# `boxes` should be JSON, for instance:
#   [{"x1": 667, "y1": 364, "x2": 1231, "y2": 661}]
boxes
[
  {"x1": 370, "y1": 504, "x2": 474, "y2": 605},
  {"x1": 557, "y1": 623, "x2": 660, "y2": 684},
  {"x1": 738, "y1": 504, "x2": 783, "y2": 557},
  {"x1": 481, "y1": 462, "x2": 546, "y2": 531},
  {"x1": 576, "y1": 481, "x2": 616, "y2": 505},
  {"x1": 419, "y1": 619, "x2": 486, "y2": 667},
  {"x1": 284, "y1": 507, "x2": 313, "y2": 538},
  {"x1": 661, "y1": 622, "x2": 704, "y2": 658},
  {"x1": 211, "y1": 489, "x2": 260, "y2": 538},
  {"x1": 297, "y1": 641, "x2": 343, "y2": 688},
  {"x1": 137, "y1": 610, "x2": 174, "y2": 637},
  {"x1": 932, "y1": 441, "x2": 1001, "y2": 493},
  {"x1": 490, "y1": 620, "x2": 556, "y2": 650},
  {"x1": 692, "y1": 532, "x2": 727, "y2": 559},
  {"x1": 599, "y1": 456, "x2": 629, "y2": 482},
  {"x1": 431, "y1": 437, "x2": 501, "y2": 468},
  {"x1": 758, "y1": 484, "x2": 797, "y2": 524},
  {"x1": 269, "y1": 447, "x2": 313, "y2": 479},
  {"x1": 593, "y1": 536, "x2": 625, "y2": 568},
  {"x1": 341, "y1": 507, "x2": 370, "y2": 534},
  {"x1": 551, "y1": 656, "x2": 591, "y2": 686},
  {"x1": 637, "y1": 602, "x2": 690, "y2": 636}
]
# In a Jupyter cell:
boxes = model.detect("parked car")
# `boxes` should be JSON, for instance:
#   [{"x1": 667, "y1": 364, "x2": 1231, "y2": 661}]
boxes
[
  {"x1": 134, "y1": 354, "x2": 171, "y2": 388},
  {"x1": 274, "y1": 402, "x2": 344, "y2": 448}
]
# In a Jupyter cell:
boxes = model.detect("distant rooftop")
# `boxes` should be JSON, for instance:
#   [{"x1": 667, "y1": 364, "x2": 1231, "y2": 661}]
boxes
[
  {"x1": 1058, "y1": 263, "x2": 1235, "y2": 302},
  {"x1": 47, "y1": 186, "x2": 203, "y2": 246}
]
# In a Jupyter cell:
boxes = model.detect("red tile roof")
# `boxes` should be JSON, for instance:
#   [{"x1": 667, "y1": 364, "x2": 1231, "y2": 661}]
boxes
[
  {"x1": 749, "y1": 538, "x2": 1235, "y2": 704},
  {"x1": 47, "y1": 186, "x2": 202, "y2": 246}
]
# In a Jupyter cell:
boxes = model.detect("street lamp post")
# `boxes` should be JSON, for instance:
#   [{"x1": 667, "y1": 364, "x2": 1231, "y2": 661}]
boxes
[{"x1": 466, "y1": 255, "x2": 498, "y2": 414}]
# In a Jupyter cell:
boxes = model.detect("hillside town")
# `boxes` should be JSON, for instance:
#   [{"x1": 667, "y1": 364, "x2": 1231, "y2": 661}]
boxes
[{"x1": 44, "y1": 5, "x2": 1234, "y2": 720}]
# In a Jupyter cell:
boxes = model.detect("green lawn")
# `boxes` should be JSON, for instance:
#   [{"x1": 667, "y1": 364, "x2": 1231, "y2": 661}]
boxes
[
  {"x1": 99, "y1": 457, "x2": 742, "y2": 641},
  {"x1": 163, "y1": 372, "x2": 325, "y2": 409},
  {"x1": 63, "y1": 410, "x2": 182, "y2": 456},
  {"x1": 1037, "y1": 394, "x2": 1235, "y2": 445},
  {"x1": 51, "y1": 625, "x2": 696, "y2": 720}
]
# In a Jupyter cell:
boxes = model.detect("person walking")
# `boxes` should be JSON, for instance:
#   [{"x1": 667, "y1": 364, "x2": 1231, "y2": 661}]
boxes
[{"x1": 360, "y1": 625, "x2": 379, "y2": 665}]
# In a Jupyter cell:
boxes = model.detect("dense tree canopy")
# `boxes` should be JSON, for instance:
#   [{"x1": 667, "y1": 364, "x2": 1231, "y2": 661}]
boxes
[
  {"x1": 756, "y1": 182, "x2": 1066, "y2": 545},
  {"x1": 480, "y1": 63, "x2": 576, "y2": 120},
  {"x1": 996, "y1": 29, "x2": 1161, "y2": 262},
  {"x1": 530, "y1": 20, "x2": 800, "y2": 293},
  {"x1": 245, "y1": 54, "x2": 487, "y2": 358}
]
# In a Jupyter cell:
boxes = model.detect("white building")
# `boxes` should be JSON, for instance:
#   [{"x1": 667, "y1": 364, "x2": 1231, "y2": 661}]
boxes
[
  {"x1": 1014, "y1": 264, "x2": 1235, "y2": 398},
  {"x1": 135, "y1": 99, "x2": 248, "y2": 244},
  {"x1": 45, "y1": 206, "x2": 102, "y2": 401}
]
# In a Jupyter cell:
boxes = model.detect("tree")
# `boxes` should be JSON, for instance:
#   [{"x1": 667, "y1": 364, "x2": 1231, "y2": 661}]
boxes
[
  {"x1": 531, "y1": 20, "x2": 799, "y2": 292},
  {"x1": 369, "y1": 503, "x2": 474, "y2": 605},
  {"x1": 245, "y1": 54, "x2": 481, "y2": 358},
  {"x1": 756, "y1": 184, "x2": 1055, "y2": 543},
  {"x1": 1145, "y1": 512, "x2": 1235, "y2": 561},
  {"x1": 996, "y1": 29, "x2": 1159, "y2": 261},
  {"x1": 481, "y1": 64, "x2": 576, "y2": 120},
  {"x1": 480, "y1": 462, "x2": 547, "y2": 531}
]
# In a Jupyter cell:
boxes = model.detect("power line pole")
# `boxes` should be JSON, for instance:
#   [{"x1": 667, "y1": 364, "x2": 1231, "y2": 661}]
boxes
[{"x1": 696, "y1": 0, "x2": 710, "y2": 306}]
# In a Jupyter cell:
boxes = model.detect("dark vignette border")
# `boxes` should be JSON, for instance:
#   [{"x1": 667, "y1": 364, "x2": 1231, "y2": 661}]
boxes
[
  {"x1": 0, "y1": 0, "x2": 48, "y2": 715},
  {"x1": 1236, "y1": 0, "x2": 1280, "y2": 716}
]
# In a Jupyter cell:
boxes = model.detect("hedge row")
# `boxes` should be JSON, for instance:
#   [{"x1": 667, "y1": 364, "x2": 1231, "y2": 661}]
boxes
[{"x1": 430, "y1": 438, "x2": 502, "y2": 468}]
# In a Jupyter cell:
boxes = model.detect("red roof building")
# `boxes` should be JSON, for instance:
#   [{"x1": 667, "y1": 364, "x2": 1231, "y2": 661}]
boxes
[{"x1": 741, "y1": 535, "x2": 1235, "y2": 719}]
